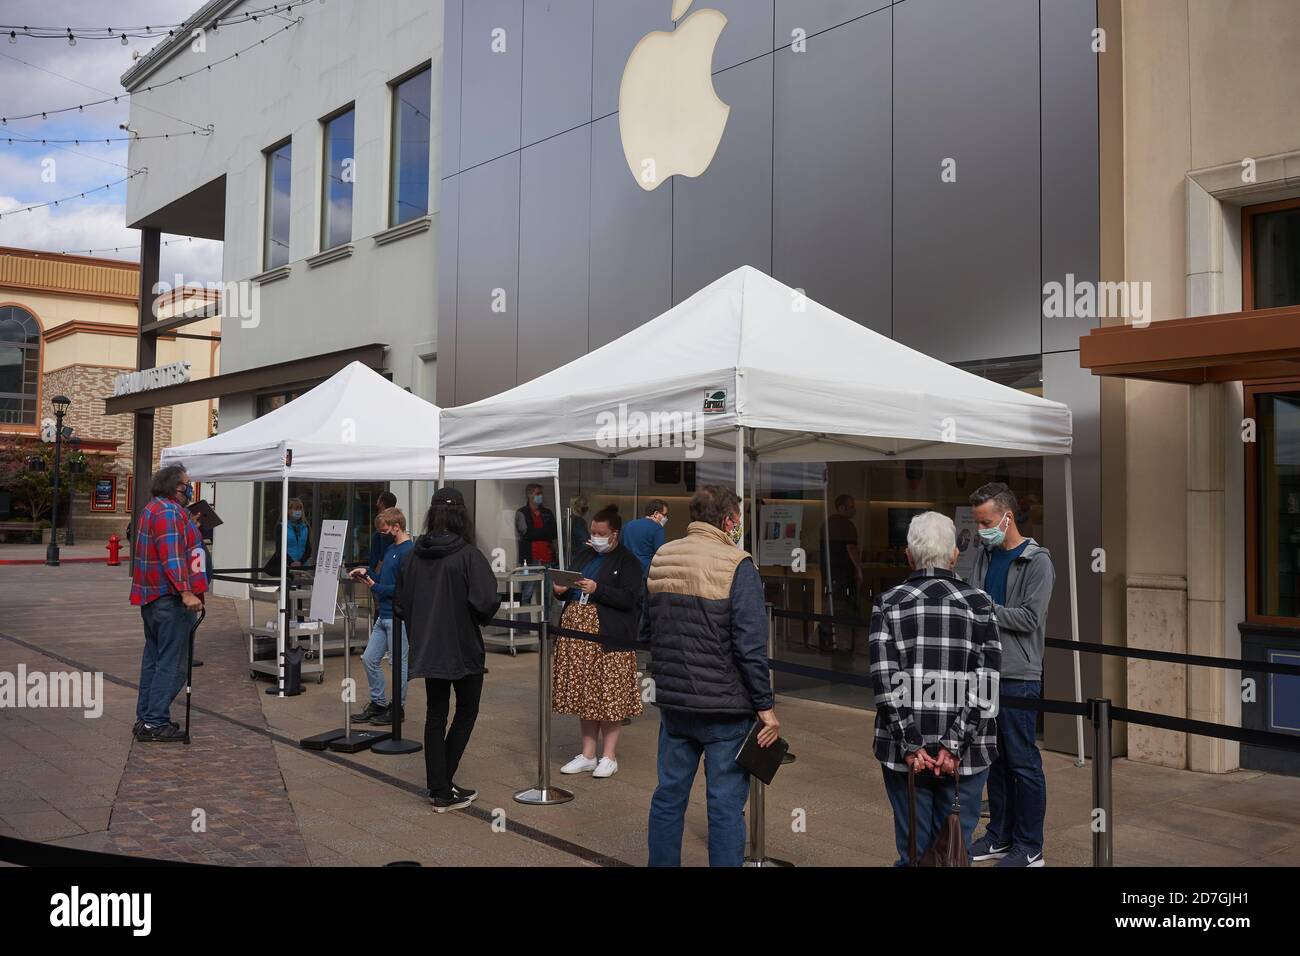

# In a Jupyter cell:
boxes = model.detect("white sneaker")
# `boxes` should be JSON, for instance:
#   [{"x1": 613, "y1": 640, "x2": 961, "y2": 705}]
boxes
[
  {"x1": 560, "y1": 754, "x2": 598, "y2": 774},
  {"x1": 592, "y1": 757, "x2": 618, "y2": 778}
]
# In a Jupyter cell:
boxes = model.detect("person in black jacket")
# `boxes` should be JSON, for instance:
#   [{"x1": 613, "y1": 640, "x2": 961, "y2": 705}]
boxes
[
  {"x1": 514, "y1": 483, "x2": 558, "y2": 606},
  {"x1": 551, "y1": 505, "x2": 644, "y2": 779},
  {"x1": 395, "y1": 487, "x2": 501, "y2": 813}
]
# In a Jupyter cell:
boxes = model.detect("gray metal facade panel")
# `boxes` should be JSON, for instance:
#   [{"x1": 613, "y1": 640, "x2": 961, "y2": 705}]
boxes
[
  {"x1": 588, "y1": 113, "x2": 674, "y2": 350},
  {"x1": 440, "y1": 0, "x2": 463, "y2": 178},
  {"x1": 891, "y1": 0, "x2": 1042, "y2": 363},
  {"x1": 1041, "y1": 0, "x2": 1101, "y2": 354},
  {"x1": 672, "y1": 54, "x2": 774, "y2": 305},
  {"x1": 436, "y1": 172, "x2": 460, "y2": 407},
  {"x1": 772, "y1": 8, "x2": 891, "y2": 332},
  {"x1": 453, "y1": 154, "x2": 521, "y2": 404},
  {"x1": 518, "y1": 126, "x2": 593, "y2": 385},
  {"x1": 591, "y1": 0, "x2": 673, "y2": 120},
  {"x1": 459, "y1": 0, "x2": 524, "y2": 170},
  {"x1": 521, "y1": 0, "x2": 595, "y2": 148},
  {"x1": 773, "y1": 0, "x2": 892, "y2": 46}
]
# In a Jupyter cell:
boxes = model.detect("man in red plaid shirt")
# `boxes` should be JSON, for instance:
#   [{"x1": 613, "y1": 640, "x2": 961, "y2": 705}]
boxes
[{"x1": 130, "y1": 463, "x2": 206, "y2": 742}]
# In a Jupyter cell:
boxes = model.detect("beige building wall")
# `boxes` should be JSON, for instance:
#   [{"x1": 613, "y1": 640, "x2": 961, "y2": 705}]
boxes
[{"x1": 1118, "y1": 0, "x2": 1300, "y2": 770}]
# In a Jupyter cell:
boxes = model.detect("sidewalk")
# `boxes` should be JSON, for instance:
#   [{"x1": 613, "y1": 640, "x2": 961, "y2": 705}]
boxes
[{"x1": 3, "y1": 562, "x2": 1300, "y2": 866}]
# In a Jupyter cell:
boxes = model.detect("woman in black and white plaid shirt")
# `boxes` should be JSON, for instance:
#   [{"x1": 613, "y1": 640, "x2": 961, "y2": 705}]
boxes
[{"x1": 869, "y1": 511, "x2": 1002, "y2": 865}]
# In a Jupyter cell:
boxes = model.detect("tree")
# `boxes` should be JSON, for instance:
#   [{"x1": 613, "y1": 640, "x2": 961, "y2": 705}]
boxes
[{"x1": 0, "y1": 437, "x2": 96, "y2": 524}]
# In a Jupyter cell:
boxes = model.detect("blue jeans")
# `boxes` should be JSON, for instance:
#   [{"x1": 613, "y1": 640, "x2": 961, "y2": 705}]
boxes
[
  {"x1": 361, "y1": 617, "x2": 408, "y2": 707},
  {"x1": 136, "y1": 594, "x2": 194, "y2": 726},
  {"x1": 881, "y1": 764, "x2": 989, "y2": 866},
  {"x1": 647, "y1": 709, "x2": 752, "y2": 867},
  {"x1": 986, "y1": 678, "x2": 1047, "y2": 853}
]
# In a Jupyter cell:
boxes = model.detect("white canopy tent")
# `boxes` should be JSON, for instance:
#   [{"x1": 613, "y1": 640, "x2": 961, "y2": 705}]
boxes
[
  {"x1": 161, "y1": 361, "x2": 561, "y2": 696},
  {"x1": 440, "y1": 265, "x2": 1086, "y2": 761}
]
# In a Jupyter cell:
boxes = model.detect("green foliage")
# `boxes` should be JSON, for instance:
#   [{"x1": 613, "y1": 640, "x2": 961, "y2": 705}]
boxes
[{"x1": 0, "y1": 437, "x2": 97, "y2": 524}]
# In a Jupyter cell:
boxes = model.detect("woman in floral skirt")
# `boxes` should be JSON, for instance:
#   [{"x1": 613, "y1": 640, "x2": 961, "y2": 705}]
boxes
[{"x1": 551, "y1": 505, "x2": 644, "y2": 779}]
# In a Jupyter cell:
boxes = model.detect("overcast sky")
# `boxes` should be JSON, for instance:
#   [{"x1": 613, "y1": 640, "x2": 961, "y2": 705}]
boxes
[{"x1": 0, "y1": 0, "x2": 223, "y2": 282}]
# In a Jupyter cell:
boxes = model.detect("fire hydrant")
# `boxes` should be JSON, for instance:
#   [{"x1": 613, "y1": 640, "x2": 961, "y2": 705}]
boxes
[{"x1": 106, "y1": 533, "x2": 122, "y2": 566}]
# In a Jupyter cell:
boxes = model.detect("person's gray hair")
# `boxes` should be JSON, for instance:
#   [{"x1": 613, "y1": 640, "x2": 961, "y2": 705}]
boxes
[{"x1": 907, "y1": 511, "x2": 957, "y2": 570}]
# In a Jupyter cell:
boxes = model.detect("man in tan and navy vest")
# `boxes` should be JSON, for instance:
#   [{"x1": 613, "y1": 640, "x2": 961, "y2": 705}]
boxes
[{"x1": 645, "y1": 484, "x2": 780, "y2": 867}]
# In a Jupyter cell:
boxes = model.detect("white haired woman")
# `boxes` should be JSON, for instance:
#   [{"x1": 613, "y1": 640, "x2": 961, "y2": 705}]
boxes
[{"x1": 868, "y1": 511, "x2": 1002, "y2": 865}]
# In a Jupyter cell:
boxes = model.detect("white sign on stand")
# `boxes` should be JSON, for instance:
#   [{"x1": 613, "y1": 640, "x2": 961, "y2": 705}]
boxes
[
  {"x1": 759, "y1": 503, "x2": 803, "y2": 566},
  {"x1": 309, "y1": 520, "x2": 349, "y2": 625},
  {"x1": 954, "y1": 506, "x2": 981, "y2": 582}
]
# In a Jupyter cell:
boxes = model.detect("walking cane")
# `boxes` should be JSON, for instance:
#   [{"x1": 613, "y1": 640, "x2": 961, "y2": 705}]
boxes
[{"x1": 183, "y1": 606, "x2": 206, "y2": 746}]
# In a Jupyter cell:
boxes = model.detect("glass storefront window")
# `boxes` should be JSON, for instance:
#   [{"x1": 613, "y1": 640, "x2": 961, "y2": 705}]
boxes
[{"x1": 1254, "y1": 390, "x2": 1300, "y2": 619}]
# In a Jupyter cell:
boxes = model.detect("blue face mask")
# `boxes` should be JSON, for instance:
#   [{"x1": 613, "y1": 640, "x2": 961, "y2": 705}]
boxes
[
  {"x1": 532, "y1": 494, "x2": 543, "y2": 506},
  {"x1": 290, "y1": 510, "x2": 303, "y2": 521},
  {"x1": 979, "y1": 513, "x2": 1010, "y2": 548},
  {"x1": 179, "y1": 484, "x2": 193, "y2": 504}
]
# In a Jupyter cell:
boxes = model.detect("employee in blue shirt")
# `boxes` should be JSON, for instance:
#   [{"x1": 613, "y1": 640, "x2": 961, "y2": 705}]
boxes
[
  {"x1": 622, "y1": 499, "x2": 669, "y2": 643},
  {"x1": 351, "y1": 507, "x2": 415, "y2": 725}
]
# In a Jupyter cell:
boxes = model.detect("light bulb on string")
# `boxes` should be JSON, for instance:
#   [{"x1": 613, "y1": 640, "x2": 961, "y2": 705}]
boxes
[
  {"x1": 8, "y1": 31, "x2": 16, "y2": 43},
  {"x1": 67, "y1": 31, "x2": 75, "y2": 46},
  {"x1": 120, "y1": 33, "x2": 128, "y2": 45}
]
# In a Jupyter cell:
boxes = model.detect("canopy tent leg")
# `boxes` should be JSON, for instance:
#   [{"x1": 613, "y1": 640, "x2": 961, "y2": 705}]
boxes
[
  {"x1": 278, "y1": 471, "x2": 288, "y2": 699},
  {"x1": 735, "y1": 425, "x2": 744, "y2": 498},
  {"x1": 749, "y1": 429, "x2": 759, "y2": 556},
  {"x1": 554, "y1": 474, "x2": 565, "y2": 571},
  {"x1": 437, "y1": 455, "x2": 445, "y2": 490},
  {"x1": 1065, "y1": 454, "x2": 1085, "y2": 767}
]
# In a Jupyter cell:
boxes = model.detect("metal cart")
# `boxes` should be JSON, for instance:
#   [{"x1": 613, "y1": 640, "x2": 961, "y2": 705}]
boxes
[
  {"x1": 483, "y1": 567, "x2": 546, "y2": 656},
  {"x1": 247, "y1": 582, "x2": 326, "y2": 683}
]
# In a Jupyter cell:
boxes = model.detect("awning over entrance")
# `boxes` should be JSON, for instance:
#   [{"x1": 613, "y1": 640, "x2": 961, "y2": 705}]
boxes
[
  {"x1": 1080, "y1": 305, "x2": 1300, "y2": 383},
  {"x1": 102, "y1": 342, "x2": 387, "y2": 415}
]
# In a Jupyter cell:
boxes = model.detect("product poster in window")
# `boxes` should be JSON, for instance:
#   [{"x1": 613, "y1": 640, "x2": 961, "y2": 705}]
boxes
[{"x1": 90, "y1": 476, "x2": 117, "y2": 512}]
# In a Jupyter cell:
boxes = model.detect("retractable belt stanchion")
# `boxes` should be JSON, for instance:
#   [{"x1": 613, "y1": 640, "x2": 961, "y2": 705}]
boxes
[
  {"x1": 1090, "y1": 698, "x2": 1113, "y2": 867},
  {"x1": 327, "y1": 586, "x2": 392, "y2": 753},
  {"x1": 372, "y1": 610, "x2": 421, "y2": 755},
  {"x1": 514, "y1": 601, "x2": 574, "y2": 806},
  {"x1": 745, "y1": 603, "x2": 793, "y2": 867}
]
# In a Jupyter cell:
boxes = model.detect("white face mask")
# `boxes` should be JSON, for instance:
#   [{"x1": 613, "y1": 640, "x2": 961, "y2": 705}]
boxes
[
  {"x1": 590, "y1": 535, "x2": 612, "y2": 553},
  {"x1": 656, "y1": 514, "x2": 668, "y2": 527}
]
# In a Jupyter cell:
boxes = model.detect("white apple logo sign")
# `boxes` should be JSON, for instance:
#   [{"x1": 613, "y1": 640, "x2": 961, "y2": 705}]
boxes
[{"x1": 619, "y1": 0, "x2": 730, "y2": 192}]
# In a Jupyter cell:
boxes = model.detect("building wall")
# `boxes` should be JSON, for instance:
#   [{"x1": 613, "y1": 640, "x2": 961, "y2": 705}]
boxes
[
  {"x1": 439, "y1": 0, "x2": 1106, "y2": 750},
  {"x1": 121, "y1": 0, "x2": 445, "y2": 583},
  {"x1": 1119, "y1": 0, "x2": 1300, "y2": 770}
]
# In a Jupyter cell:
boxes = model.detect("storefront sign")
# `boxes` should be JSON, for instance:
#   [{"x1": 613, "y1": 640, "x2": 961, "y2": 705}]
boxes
[
  {"x1": 308, "y1": 520, "x2": 349, "y2": 625},
  {"x1": 90, "y1": 476, "x2": 117, "y2": 513},
  {"x1": 112, "y1": 361, "x2": 191, "y2": 397}
]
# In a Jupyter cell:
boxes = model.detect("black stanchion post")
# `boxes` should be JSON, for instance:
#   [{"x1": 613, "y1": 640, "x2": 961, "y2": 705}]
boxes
[
  {"x1": 1090, "y1": 697, "x2": 1113, "y2": 867},
  {"x1": 745, "y1": 603, "x2": 793, "y2": 867},
  {"x1": 514, "y1": 611, "x2": 573, "y2": 805},
  {"x1": 372, "y1": 611, "x2": 421, "y2": 755}
]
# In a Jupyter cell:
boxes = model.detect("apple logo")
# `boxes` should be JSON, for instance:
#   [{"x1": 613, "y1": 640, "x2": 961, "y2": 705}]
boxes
[{"x1": 619, "y1": 0, "x2": 730, "y2": 192}]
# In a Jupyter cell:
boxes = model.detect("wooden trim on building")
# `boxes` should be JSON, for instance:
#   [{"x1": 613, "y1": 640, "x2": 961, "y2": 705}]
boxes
[{"x1": 1242, "y1": 196, "x2": 1300, "y2": 312}]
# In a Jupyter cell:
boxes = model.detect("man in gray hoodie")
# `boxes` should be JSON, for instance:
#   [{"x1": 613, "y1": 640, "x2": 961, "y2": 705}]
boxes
[{"x1": 965, "y1": 482, "x2": 1052, "y2": 867}]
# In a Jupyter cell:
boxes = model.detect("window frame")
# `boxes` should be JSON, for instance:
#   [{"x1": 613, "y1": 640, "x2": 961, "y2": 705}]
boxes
[
  {"x1": 0, "y1": 304, "x2": 43, "y2": 431},
  {"x1": 1245, "y1": 379, "x2": 1300, "y2": 625},
  {"x1": 387, "y1": 61, "x2": 433, "y2": 229},
  {"x1": 319, "y1": 103, "x2": 356, "y2": 252},
  {"x1": 262, "y1": 137, "x2": 293, "y2": 271},
  {"x1": 1242, "y1": 195, "x2": 1300, "y2": 312}
]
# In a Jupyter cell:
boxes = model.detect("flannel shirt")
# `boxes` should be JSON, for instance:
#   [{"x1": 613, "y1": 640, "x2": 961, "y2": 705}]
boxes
[
  {"x1": 868, "y1": 567, "x2": 1001, "y2": 775},
  {"x1": 130, "y1": 496, "x2": 208, "y2": 607}
]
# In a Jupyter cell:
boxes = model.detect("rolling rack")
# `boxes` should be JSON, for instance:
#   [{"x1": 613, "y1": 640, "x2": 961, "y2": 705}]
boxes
[{"x1": 484, "y1": 566, "x2": 546, "y2": 656}]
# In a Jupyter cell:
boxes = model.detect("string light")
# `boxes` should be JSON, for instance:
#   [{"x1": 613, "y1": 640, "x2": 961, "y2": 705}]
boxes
[
  {"x1": 2, "y1": 128, "x2": 211, "y2": 144},
  {"x1": 0, "y1": 1, "x2": 317, "y2": 41},
  {"x1": 0, "y1": 18, "x2": 301, "y2": 124},
  {"x1": 0, "y1": 171, "x2": 146, "y2": 220}
]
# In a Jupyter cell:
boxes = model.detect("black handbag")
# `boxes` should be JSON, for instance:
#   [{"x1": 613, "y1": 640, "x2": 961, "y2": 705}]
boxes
[{"x1": 907, "y1": 755, "x2": 970, "y2": 867}]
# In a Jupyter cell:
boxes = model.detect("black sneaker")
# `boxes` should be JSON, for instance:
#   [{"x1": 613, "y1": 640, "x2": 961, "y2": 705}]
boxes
[
  {"x1": 133, "y1": 719, "x2": 179, "y2": 737},
  {"x1": 368, "y1": 705, "x2": 393, "y2": 726},
  {"x1": 351, "y1": 701, "x2": 385, "y2": 723},
  {"x1": 430, "y1": 792, "x2": 472, "y2": 813},
  {"x1": 451, "y1": 784, "x2": 477, "y2": 803},
  {"x1": 137, "y1": 723, "x2": 186, "y2": 743}
]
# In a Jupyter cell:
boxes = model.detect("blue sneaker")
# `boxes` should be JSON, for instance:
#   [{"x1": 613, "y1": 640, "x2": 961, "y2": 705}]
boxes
[
  {"x1": 970, "y1": 833, "x2": 1011, "y2": 861},
  {"x1": 997, "y1": 846, "x2": 1045, "y2": 867}
]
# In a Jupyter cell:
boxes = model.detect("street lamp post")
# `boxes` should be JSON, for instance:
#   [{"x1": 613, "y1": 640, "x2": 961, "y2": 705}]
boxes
[{"x1": 46, "y1": 395, "x2": 71, "y2": 567}]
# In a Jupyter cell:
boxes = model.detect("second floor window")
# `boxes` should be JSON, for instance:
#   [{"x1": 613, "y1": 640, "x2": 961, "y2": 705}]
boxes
[
  {"x1": 322, "y1": 106, "x2": 355, "y2": 250},
  {"x1": 264, "y1": 140, "x2": 292, "y2": 270},
  {"x1": 1244, "y1": 197, "x2": 1300, "y2": 310},
  {"x1": 0, "y1": 306, "x2": 40, "y2": 426},
  {"x1": 390, "y1": 66, "x2": 431, "y2": 227}
]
